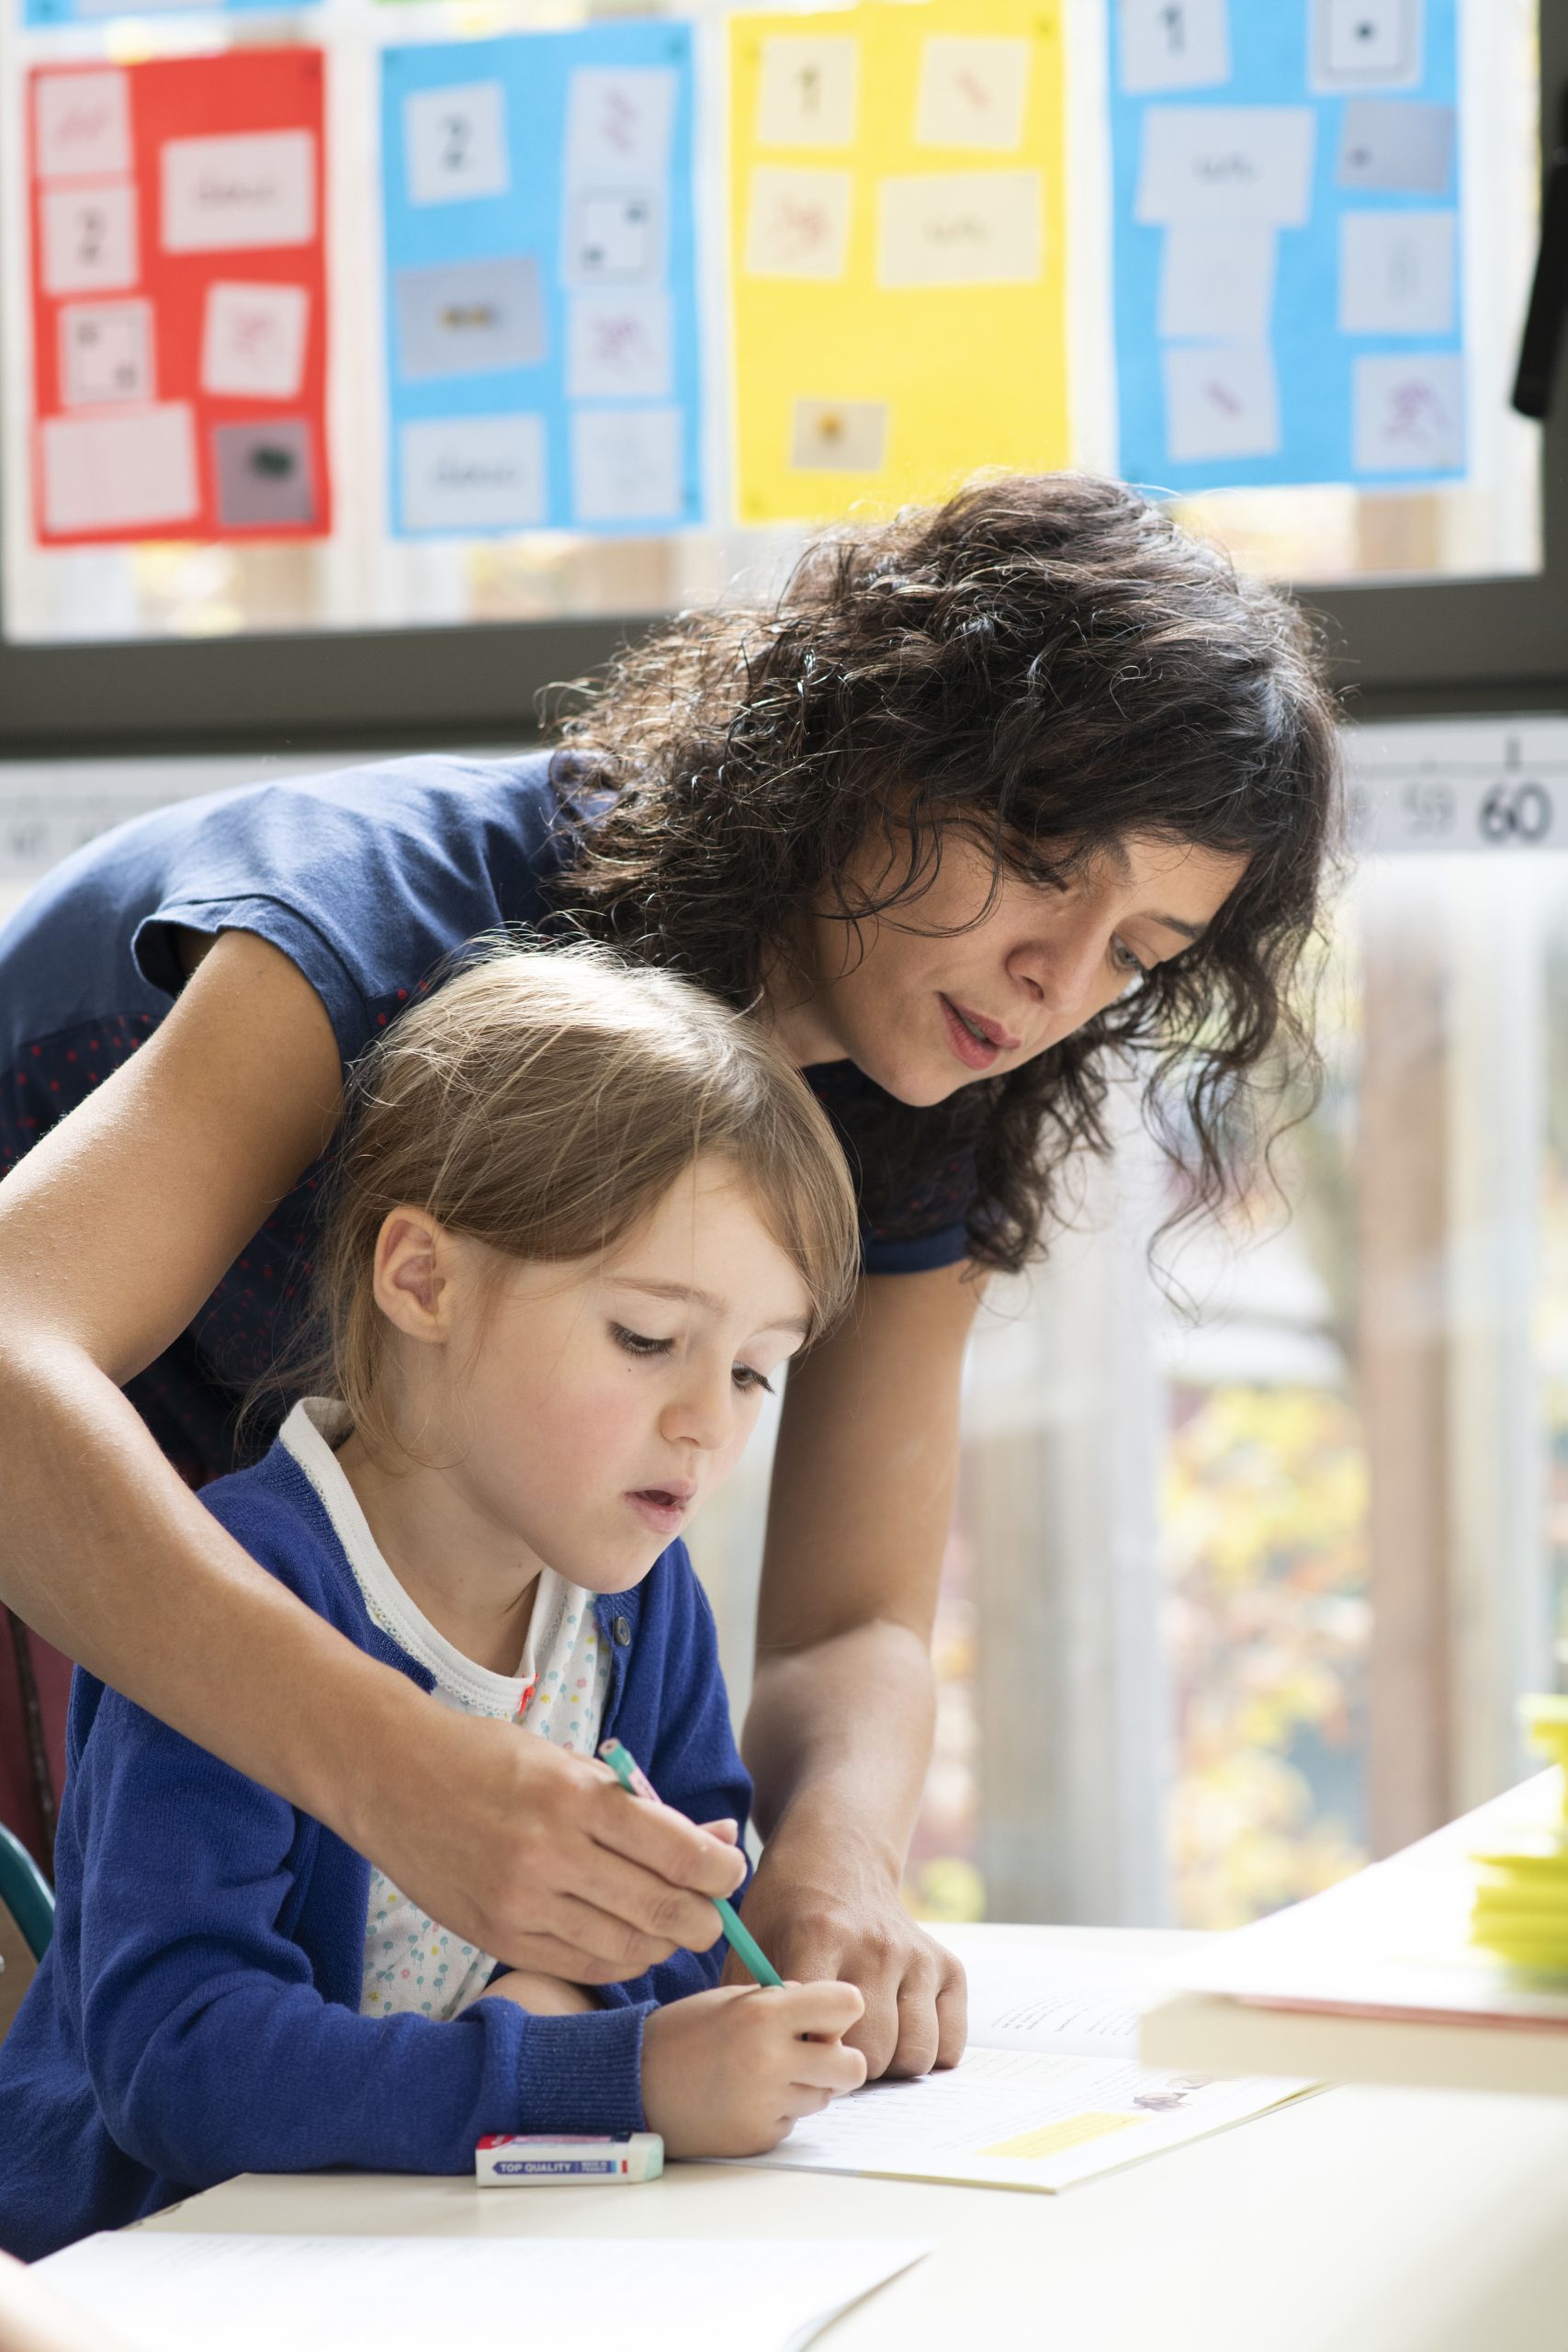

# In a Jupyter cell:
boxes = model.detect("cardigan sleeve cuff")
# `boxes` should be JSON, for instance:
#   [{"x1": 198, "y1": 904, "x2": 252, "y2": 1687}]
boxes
[{"x1": 502, "y1": 1998, "x2": 652, "y2": 2136}]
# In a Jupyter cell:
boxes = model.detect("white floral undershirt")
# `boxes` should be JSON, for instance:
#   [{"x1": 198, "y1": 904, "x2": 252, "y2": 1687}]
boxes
[{"x1": 279, "y1": 1398, "x2": 612, "y2": 2020}]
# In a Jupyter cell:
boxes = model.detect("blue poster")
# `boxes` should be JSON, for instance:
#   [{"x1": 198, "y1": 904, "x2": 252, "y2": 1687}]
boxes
[
  {"x1": 381, "y1": 22, "x2": 703, "y2": 538},
  {"x1": 26, "y1": 0, "x2": 308, "y2": 25},
  {"x1": 1110, "y1": 0, "x2": 1464, "y2": 492}
]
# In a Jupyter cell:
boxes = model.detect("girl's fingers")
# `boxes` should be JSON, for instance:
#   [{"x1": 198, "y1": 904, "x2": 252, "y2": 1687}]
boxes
[
  {"x1": 788, "y1": 2037, "x2": 869, "y2": 2097},
  {"x1": 771, "y1": 1978, "x2": 867, "y2": 2039}
]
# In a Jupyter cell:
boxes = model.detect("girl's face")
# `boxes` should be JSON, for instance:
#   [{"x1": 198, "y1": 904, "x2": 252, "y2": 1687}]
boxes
[
  {"x1": 372, "y1": 1156, "x2": 813, "y2": 1595},
  {"x1": 774, "y1": 825, "x2": 1249, "y2": 1107}
]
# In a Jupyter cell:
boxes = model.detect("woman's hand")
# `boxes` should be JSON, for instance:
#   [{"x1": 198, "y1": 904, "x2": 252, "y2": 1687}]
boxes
[
  {"x1": 729, "y1": 1820, "x2": 967, "y2": 2080},
  {"x1": 368, "y1": 1714, "x2": 748, "y2": 1984},
  {"x1": 641, "y1": 1980, "x2": 866, "y2": 2158}
]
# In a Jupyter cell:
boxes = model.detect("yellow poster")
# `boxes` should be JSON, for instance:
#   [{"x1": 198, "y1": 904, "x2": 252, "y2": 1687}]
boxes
[{"x1": 728, "y1": 0, "x2": 1068, "y2": 526}]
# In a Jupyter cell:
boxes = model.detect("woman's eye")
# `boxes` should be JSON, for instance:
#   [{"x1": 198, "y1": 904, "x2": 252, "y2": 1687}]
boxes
[
  {"x1": 613, "y1": 1324, "x2": 673, "y2": 1359},
  {"x1": 732, "y1": 1364, "x2": 774, "y2": 1396},
  {"x1": 1111, "y1": 937, "x2": 1148, "y2": 978}
]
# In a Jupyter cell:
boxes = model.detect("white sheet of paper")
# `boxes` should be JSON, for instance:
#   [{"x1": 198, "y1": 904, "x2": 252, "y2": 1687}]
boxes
[
  {"x1": 571, "y1": 403, "x2": 682, "y2": 523},
  {"x1": 33, "y1": 70, "x2": 132, "y2": 182},
  {"x1": 59, "y1": 298, "x2": 154, "y2": 407},
  {"x1": 39, "y1": 183, "x2": 138, "y2": 298},
  {"x1": 1157, "y1": 221, "x2": 1276, "y2": 339},
  {"x1": 757, "y1": 37, "x2": 859, "y2": 150},
  {"x1": 1164, "y1": 341, "x2": 1280, "y2": 461},
  {"x1": 399, "y1": 413, "x2": 547, "y2": 533},
  {"x1": 739, "y1": 2047, "x2": 1305, "y2": 2194},
  {"x1": 403, "y1": 82, "x2": 510, "y2": 208},
  {"x1": 564, "y1": 67, "x2": 677, "y2": 186},
  {"x1": 1118, "y1": 0, "x2": 1232, "y2": 96},
  {"x1": 200, "y1": 280, "x2": 309, "y2": 399},
  {"x1": 39, "y1": 402, "x2": 197, "y2": 537},
  {"x1": 566, "y1": 288, "x2": 672, "y2": 399},
  {"x1": 878, "y1": 170, "x2": 1043, "y2": 287},
  {"x1": 1136, "y1": 106, "x2": 1315, "y2": 227},
  {"x1": 745, "y1": 165, "x2": 853, "y2": 279},
  {"x1": 1337, "y1": 97, "x2": 1453, "y2": 195},
  {"x1": 161, "y1": 131, "x2": 315, "y2": 254},
  {"x1": 1310, "y1": 0, "x2": 1423, "y2": 94},
  {"x1": 791, "y1": 396, "x2": 889, "y2": 472},
  {"x1": 1338, "y1": 208, "x2": 1453, "y2": 335},
  {"x1": 915, "y1": 37, "x2": 1031, "y2": 151},
  {"x1": 1352, "y1": 350, "x2": 1463, "y2": 472},
  {"x1": 36, "y1": 2234, "x2": 931, "y2": 2352}
]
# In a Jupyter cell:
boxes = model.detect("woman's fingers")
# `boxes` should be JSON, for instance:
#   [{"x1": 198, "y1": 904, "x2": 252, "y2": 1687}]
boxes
[{"x1": 589, "y1": 1778, "x2": 746, "y2": 1899}]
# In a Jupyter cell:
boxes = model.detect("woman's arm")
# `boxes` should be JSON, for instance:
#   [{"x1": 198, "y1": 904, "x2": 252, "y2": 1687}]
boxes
[
  {"x1": 0, "y1": 931, "x2": 740, "y2": 1978},
  {"x1": 740, "y1": 1261, "x2": 976, "y2": 2078}
]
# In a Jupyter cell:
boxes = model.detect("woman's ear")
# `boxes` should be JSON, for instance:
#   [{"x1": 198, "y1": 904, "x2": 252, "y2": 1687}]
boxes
[{"x1": 371, "y1": 1208, "x2": 456, "y2": 1345}]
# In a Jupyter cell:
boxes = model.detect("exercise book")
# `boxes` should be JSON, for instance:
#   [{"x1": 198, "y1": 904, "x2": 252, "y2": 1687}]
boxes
[{"x1": 732, "y1": 1934, "x2": 1314, "y2": 2193}]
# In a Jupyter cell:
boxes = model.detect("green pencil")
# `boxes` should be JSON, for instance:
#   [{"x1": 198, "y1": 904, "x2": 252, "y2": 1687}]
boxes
[{"x1": 598, "y1": 1737, "x2": 784, "y2": 1989}]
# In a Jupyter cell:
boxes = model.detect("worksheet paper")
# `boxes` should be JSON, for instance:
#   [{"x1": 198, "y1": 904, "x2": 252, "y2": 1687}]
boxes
[
  {"x1": 1109, "y1": 0, "x2": 1465, "y2": 491},
  {"x1": 37, "y1": 2234, "x2": 930, "y2": 2352},
  {"x1": 380, "y1": 22, "x2": 702, "y2": 537},
  {"x1": 736, "y1": 1942, "x2": 1313, "y2": 2192},
  {"x1": 26, "y1": 52, "x2": 330, "y2": 547},
  {"x1": 728, "y1": 0, "x2": 1068, "y2": 526}
]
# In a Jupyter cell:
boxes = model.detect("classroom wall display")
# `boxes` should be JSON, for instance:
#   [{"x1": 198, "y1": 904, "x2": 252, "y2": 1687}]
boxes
[
  {"x1": 728, "y1": 0, "x2": 1068, "y2": 527},
  {"x1": 26, "y1": 51, "x2": 331, "y2": 547},
  {"x1": 23, "y1": 0, "x2": 317, "y2": 31},
  {"x1": 380, "y1": 23, "x2": 702, "y2": 538},
  {"x1": 1109, "y1": 0, "x2": 1464, "y2": 492}
]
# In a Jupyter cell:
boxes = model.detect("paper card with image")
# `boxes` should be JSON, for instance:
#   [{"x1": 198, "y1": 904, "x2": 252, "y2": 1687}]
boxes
[
  {"x1": 1117, "y1": 0, "x2": 1232, "y2": 96},
  {"x1": 27, "y1": 51, "x2": 331, "y2": 546},
  {"x1": 756, "y1": 37, "x2": 859, "y2": 150},
  {"x1": 381, "y1": 20, "x2": 702, "y2": 537},
  {"x1": 1310, "y1": 0, "x2": 1424, "y2": 94},
  {"x1": 914, "y1": 37, "x2": 1032, "y2": 152},
  {"x1": 60, "y1": 300, "x2": 155, "y2": 407},
  {"x1": 25, "y1": 0, "x2": 317, "y2": 31},
  {"x1": 1109, "y1": 0, "x2": 1464, "y2": 491},
  {"x1": 728, "y1": 0, "x2": 1067, "y2": 526}
]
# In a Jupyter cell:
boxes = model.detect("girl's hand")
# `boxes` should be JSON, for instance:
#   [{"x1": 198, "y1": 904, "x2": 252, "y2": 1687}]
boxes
[{"x1": 640, "y1": 1980, "x2": 868, "y2": 2158}]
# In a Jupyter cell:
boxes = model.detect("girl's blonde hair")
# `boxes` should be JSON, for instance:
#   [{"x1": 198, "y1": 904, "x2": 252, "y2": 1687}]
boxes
[{"x1": 301, "y1": 942, "x2": 859, "y2": 1454}]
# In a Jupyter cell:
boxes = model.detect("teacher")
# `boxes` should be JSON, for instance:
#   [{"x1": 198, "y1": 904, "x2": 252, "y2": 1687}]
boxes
[{"x1": 0, "y1": 474, "x2": 1337, "y2": 2077}]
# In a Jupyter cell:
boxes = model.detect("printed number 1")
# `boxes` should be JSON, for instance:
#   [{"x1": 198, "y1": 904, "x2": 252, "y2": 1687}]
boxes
[
  {"x1": 1160, "y1": 5, "x2": 1186, "y2": 51},
  {"x1": 797, "y1": 67, "x2": 820, "y2": 115}
]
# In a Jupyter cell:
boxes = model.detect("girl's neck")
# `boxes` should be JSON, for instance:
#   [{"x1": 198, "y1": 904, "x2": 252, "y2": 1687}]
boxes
[{"x1": 333, "y1": 1428, "x2": 543, "y2": 1679}]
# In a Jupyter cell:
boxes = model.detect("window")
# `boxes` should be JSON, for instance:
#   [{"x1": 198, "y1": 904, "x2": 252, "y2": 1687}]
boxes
[{"x1": 0, "y1": 0, "x2": 1558, "y2": 750}]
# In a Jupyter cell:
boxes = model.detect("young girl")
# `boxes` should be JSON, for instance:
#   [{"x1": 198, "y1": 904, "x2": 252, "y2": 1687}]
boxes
[{"x1": 0, "y1": 946, "x2": 867, "y2": 2262}]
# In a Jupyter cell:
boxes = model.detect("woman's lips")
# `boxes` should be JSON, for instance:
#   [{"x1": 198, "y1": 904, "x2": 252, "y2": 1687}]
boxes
[{"x1": 940, "y1": 994, "x2": 1015, "y2": 1072}]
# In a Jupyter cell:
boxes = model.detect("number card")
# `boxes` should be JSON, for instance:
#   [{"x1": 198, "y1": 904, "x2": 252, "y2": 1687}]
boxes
[
  {"x1": 26, "y1": 0, "x2": 317, "y2": 32},
  {"x1": 381, "y1": 24, "x2": 701, "y2": 537},
  {"x1": 729, "y1": 0, "x2": 1067, "y2": 526},
  {"x1": 1109, "y1": 0, "x2": 1464, "y2": 492},
  {"x1": 27, "y1": 53, "x2": 330, "y2": 547}
]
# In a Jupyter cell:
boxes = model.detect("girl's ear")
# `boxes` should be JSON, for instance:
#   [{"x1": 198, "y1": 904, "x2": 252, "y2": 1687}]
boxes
[{"x1": 371, "y1": 1207, "x2": 455, "y2": 1344}]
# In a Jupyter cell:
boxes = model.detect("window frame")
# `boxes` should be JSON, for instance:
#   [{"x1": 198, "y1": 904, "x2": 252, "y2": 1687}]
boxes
[{"x1": 1, "y1": 5, "x2": 1562, "y2": 758}]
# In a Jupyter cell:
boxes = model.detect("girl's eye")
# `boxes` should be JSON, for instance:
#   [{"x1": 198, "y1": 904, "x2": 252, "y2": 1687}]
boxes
[
  {"x1": 732, "y1": 1364, "x2": 774, "y2": 1397},
  {"x1": 612, "y1": 1324, "x2": 673, "y2": 1360}
]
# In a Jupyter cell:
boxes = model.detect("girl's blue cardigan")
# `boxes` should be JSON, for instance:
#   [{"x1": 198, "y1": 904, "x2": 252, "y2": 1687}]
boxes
[{"x1": 0, "y1": 1438, "x2": 750, "y2": 2259}]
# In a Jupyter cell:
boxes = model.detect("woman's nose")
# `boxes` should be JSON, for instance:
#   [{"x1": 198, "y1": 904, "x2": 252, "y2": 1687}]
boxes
[{"x1": 1009, "y1": 919, "x2": 1111, "y2": 1022}]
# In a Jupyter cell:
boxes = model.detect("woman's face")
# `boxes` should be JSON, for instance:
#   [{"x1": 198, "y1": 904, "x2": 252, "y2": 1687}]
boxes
[{"x1": 775, "y1": 825, "x2": 1250, "y2": 1107}]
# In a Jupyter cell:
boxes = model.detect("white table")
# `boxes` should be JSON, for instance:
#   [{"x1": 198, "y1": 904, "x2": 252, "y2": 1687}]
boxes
[{"x1": 140, "y1": 1928, "x2": 1568, "y2": 2352}]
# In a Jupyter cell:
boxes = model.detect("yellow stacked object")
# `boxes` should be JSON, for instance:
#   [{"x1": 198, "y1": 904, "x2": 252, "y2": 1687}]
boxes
[{"x1": 1471, "y1": 1698, "x2": 1568, "y2": 1972}]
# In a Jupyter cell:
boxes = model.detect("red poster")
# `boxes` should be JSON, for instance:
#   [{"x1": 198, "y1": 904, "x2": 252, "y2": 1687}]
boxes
[{"x1": 28, "y1": 51, "x2": 331, "y2": 547}]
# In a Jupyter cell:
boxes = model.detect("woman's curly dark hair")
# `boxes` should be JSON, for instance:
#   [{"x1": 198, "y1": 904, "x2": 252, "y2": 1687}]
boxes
[{"x1": 545, "y1": 471, "x2": 1341, "y2": 1279}]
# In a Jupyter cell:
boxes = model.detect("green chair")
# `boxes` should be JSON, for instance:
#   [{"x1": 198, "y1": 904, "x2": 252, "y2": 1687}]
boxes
[{"x1": 0, "y1": 1821, "x2": 52, "y2": 1962}]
